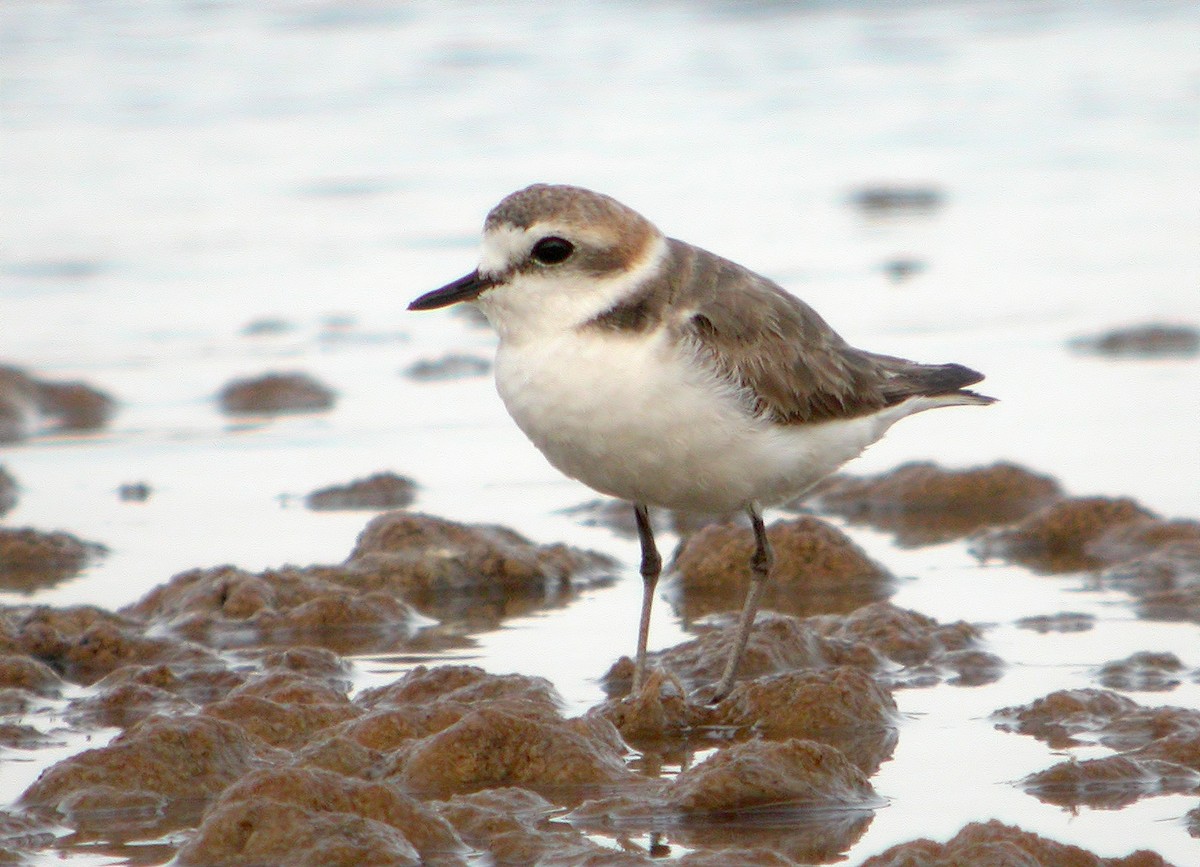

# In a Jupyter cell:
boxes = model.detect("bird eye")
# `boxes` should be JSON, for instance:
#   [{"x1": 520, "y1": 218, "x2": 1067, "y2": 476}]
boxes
[{"x1": 530, "y1": 236, "x2": 574, "y2": 265}]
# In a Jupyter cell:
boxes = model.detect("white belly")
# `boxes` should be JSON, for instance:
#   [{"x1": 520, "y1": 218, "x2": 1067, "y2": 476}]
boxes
[{"x1": 493, "y1": 329, "x2": 888, "y2": 513}]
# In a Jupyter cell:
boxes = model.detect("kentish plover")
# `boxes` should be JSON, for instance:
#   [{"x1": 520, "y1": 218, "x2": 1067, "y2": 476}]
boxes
[{"x1": 410, "y1": 184, "x2": 995, "y2": 701}]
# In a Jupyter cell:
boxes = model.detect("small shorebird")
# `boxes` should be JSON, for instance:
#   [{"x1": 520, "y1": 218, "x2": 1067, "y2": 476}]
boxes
[{"x1": 410, "y1": 184, "x2": 995, "y2": 701}]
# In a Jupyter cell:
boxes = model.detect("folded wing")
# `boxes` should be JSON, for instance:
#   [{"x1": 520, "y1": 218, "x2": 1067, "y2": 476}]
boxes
[{"x1": 670, "y1": 243, "x2": 994, "y2": 424}]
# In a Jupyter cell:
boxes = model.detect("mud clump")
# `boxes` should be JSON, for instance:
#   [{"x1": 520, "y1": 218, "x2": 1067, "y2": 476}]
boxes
[
  {"x1": 0, "y1": 465, "x2": 16, "y2": 516},
  {"x1": 1, "y1": 720, "x2": 54, "y2": 749},
  {"x1": 20, "y1": 714, "x2": 281, "y2": 811},
  {"x1": 398, "y1": 706, "x2": 632, "y2": 799},
  {"x1": 605, "y1": 601, "x2": 991, "y2": 698},
  {"x1": 813, "y1": 461, "x2": 1063, "y2": 545},
  {"x1": 0, "y1": 365, "x2": 40, "y2": 442},
  {"x1": 1097, "y1": 651, "x2": 1186, "y2": 692},
  {"x1": 341, "y1": 682, "x2": 560, "y2": 754},
  {"x1": 181, "y1": 798, "x2": 425, "y2": 866},
  {"x1": 65, "y1": 661, "x2": 247, "y2": 728},
  {"x1": 1, "y1": 604, "x2": 216, "y2": 686},
  {"x1": 816, "y1": 600, "x2": 986, "y2": 675},
  {"x1": 1086, "y1": 520, "x2": 1200, "y2": 624},
  {"x1": 404, "y1": 353, "x2": 491, "y2": 381},
  {"x1": 66, "y1": 677, "x2": 192, "y2": 730},
  {"x1": 0, "y1": 527, "x2": 107, "y2": 592},
  {"x1": 717, "y1": 669, "x2": 898, "y2": 768},
  {"x1": 211, "y1": 686, "x2": 355, "y2": 749},
  {"x1": 176, "y1": 767, "x2": 466, "y2": 867},
  {"x1": 437, "y1": 787, "x2": 634, "y2": 866},
  {"x1": 356, "y1": 664, "x2": 559, "y2": 715},
  {"x1": 849, "y1": 184, "x2": 943, "y2": 215},
  {"x1": 669, "y1": 738, "x2": 877, "y2": 813},
  {"x1": 994, "y1": 688, "x2": 1200, "y2": 809},
  {"x1": 0, "y1": 653, "x2": 64, "y2": 697},
  {"x1": 882, "y1": 257, "x2": 926, "y2": 284},
  {"x1": 345, "y1": 511, "x2": 617, "y2": 624},
  {"x1": 56, "y1": 785, "x2": 171, "y2": 836},
  {"x1": 670, "y1": 516, "x2": 892, "y2": 621},
  {"x1": 345, "y1": 667, "x2": 636, "y2": 805},
  {"x1": 124, "y1": 564, "x2": 422, "y2": 654},
  {"x1": 979, "y1": 503, "x2": 1200, "y2": 623},
  {"x1": 335, "y1": 665, "x2": 634, "y2": 802},
  {"x1": 1103, "y1": 541, "x2": 1200, "y2": 623},
  {"x1": 118, "y1": 481, "x2": 152, "y2": 502},
  {"x1": 122, "y1": 514, "x2": 616, "y2": 652},
  {"x1": 992, "y1": 688, "x2": 1142, "y2": 749},
  {"x1": 570, "y1": 738, "x2": 879, "y2": 863},
  {"x1": 293, "y1": 734, "x2": 385, "y2": 780},
  {"x1": 217, "y1": 371, "x2": 336, "y2": 415},
  {"x1": 36, "y1": 380, "x2": 117, "y2": 430},
  {"x1": 0, "y1": 364, "x2": 116, "y2": 441},
  {"x1": 859, "y1": 819, "x2": 1169, "y2": 866},
  {"x1": 1016, "y1": 611, "x2": 1096, "y2": 633},
  {"x1": 1088, "y1": 518, "x2": 1200, "y2": 564},
  {"x1": 1070, "y1": 322, "x2": 1200, "y2": 358},
  {"x1": 0, "y1": 810, "x2": 54, "y2": 861},
  {"x1": 306, "y1": 472, "x2": 417, "y2": 511},
  {"x1": 260, "y1": 644, "x2": 353, "y2": 684},
  {"x1": 204, "y1": 680, "x2": 361, "y2": 749},
  {"x1": 973, "y1": 496, "x2": 1158, "y2": 573},
  {"x1": 1021, "y1": 754, "x2": 1199, "y2": 810}
]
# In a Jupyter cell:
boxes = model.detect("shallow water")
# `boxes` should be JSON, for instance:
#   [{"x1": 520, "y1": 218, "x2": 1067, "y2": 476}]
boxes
[{"x1": 2, "y1": 0, "x2": 1199, "y2": 863}]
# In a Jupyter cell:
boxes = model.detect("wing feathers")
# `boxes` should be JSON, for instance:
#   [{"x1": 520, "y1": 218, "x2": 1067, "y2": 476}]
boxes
[{"x1": 664, "y1": 241, "x2": 994, "y2": 423}]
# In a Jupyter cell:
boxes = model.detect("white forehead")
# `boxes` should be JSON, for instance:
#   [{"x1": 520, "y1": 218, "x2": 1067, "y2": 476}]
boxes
[{"x1": 478, "y1": 224, "x2": 532, "y2": 275}]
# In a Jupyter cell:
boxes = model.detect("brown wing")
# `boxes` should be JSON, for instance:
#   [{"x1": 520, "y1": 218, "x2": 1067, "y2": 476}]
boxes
[{"x1": 666, "y1": 241, "x2": 987, "y2": 424}]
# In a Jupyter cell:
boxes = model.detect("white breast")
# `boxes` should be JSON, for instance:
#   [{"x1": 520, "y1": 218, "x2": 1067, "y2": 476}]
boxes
[{"x1": 493, "y1": 326, "x2": 892, "y2": 513}]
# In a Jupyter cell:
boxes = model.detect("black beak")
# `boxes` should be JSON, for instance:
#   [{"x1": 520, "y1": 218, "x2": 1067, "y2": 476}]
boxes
[{"x1": 408, "y1": 271, "x2": 496, "y2": 311}]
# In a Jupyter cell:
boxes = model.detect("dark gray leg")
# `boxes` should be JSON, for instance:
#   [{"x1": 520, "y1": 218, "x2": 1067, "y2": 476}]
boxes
[
  {"x1": 630, "y1": 503, "x2": 661, "y2": 695},
  {"x1": 712, "y1": 504, "x2": 773, "y2": 701}
]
